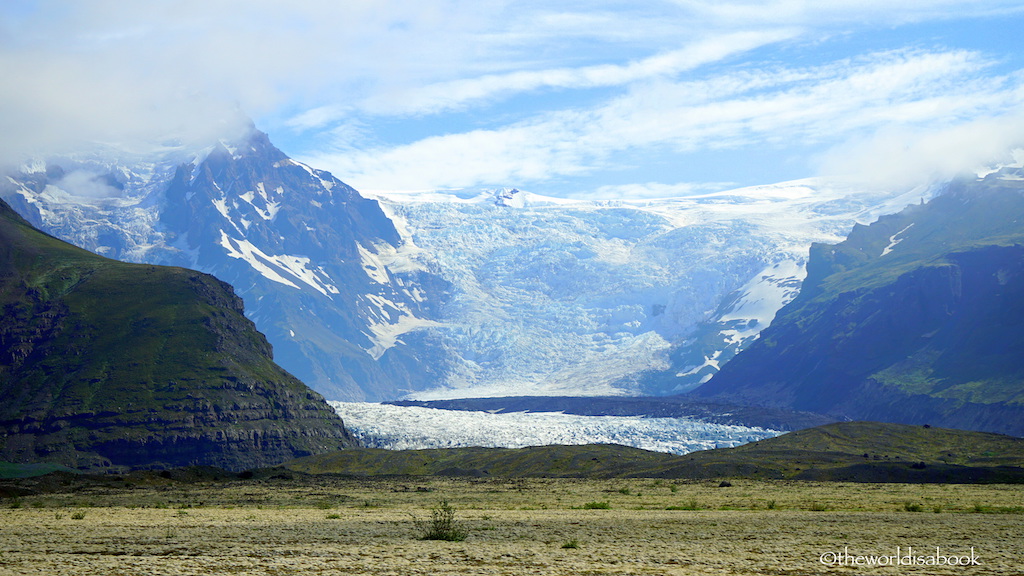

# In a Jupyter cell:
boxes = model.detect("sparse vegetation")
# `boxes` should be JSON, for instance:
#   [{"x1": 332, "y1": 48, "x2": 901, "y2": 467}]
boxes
[
  {"x1": 561, "y1": 538, "x2": 581, "y2": 549},
  {"x1": 903, "y1": 501, "x2": 923, "y2": 512},
  {"x1": 416, "y1": 500, "x2": 467, "y2": 541},
  {"x1": 666, "y1": 498, "x2": 701, "y2": 511},
  {"x1": 972, "y1": 504, "x2": 1024, "y2": 514},
  {"x1": 581, "y1": 501, "x2": 611, "y2": 510}
]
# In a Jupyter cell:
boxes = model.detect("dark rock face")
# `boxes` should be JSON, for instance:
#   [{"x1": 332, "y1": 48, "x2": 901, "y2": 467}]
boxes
[
  {"x1": 0, "y1": 197, "x2": 355, "y2": 472},
  {"x1": 693, "y1": 171, "x2": 1024, "y2": 436}
]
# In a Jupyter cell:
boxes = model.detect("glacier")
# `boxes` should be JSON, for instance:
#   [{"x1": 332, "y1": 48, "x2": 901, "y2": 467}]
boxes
[
  {"x1": 371, "y1": 182, "x2": 937, "y2": 398},
  {"x1": 329, "y1": 401, "x2": 781, "y2": 454}
]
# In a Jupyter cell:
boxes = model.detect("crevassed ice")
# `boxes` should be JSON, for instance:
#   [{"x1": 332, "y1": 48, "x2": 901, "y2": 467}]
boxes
[
  {"x1": 330, "y1": 401, "x2": 782, "y2": 455},
  {"x1": 370, "y1": 179, "x2": 934, "y2": 399}
]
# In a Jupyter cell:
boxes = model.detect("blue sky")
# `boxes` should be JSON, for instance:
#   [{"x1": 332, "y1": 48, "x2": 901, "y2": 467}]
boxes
[{"x1": 3, "y1": 1, "x2": 1024, "y2": 197}]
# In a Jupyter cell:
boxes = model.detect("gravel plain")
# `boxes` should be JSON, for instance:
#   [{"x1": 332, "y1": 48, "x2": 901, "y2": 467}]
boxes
[{"x1": 0, "y1": 478, "x2": 1021, "y2": 575}]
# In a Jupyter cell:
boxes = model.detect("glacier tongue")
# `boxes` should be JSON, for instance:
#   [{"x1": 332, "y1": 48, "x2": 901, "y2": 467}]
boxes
[{"x1": 330, "y1": 401, "x2": 781, "y2": 454}]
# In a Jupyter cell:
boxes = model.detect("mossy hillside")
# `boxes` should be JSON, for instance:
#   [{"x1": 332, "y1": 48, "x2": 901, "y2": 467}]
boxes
[
  {"x1": 0, "y1": 199, "x2": 353, "y2": 471},
  {"x1": 286, "y1": 443, "x2": 675, "y2": 477}
]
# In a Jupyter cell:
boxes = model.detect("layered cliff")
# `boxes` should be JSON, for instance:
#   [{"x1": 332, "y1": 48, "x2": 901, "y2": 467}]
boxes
[{"x1": 0, "y1": 197, "x2": 355, "y2": 471}]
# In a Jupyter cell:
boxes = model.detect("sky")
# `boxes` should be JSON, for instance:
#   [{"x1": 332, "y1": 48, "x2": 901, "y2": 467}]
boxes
[{"x1": 3, "y1": 1, "x2": 1024, "y2": 198}]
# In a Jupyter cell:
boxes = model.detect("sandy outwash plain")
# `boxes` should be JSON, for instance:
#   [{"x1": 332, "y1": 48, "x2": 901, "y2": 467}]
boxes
[{"x1": 0, "y1": 477, "x2": 1021, "y2": 575}]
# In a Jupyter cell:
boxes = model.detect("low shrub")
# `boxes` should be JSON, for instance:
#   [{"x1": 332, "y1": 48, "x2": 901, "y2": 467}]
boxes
[
  {"x1": 417, "y1": 500, "x2": 467, "y2": 541},
  {"x1": 903, "y1": 502, "x2": 923, "y2": 512}
]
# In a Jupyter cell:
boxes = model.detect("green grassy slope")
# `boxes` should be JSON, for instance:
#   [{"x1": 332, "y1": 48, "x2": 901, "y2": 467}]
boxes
[{"x1": 286, "y1": 443, "x2": 674, "y2": 478}]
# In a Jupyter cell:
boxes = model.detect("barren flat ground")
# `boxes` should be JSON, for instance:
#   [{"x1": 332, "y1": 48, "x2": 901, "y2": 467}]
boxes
[{"x1": 1, "y1": 477, "x2": 1021, "y2": 575}]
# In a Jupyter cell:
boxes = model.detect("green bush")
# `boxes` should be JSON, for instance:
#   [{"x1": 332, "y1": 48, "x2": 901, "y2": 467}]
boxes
[
  {"x1": 582, "y1": 501, "x2": 611, "y2": 510},
  {"x1": 418, "y1": 500, "x2": 467, "y2": 541}
]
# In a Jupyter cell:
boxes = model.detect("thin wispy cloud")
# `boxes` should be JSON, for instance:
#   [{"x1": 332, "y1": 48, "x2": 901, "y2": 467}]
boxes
[
  {"x1": 307, "y1": 48, "x2": 1023, "y2": 192},
  {"x1": 349, "y1": 30, "x2": 799, "y2": 118},
  {"x1": 3, "y1": 1, "x2": 1024, "y2": 195}
]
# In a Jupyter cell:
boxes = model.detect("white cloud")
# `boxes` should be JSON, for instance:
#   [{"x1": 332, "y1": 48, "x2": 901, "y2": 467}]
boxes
[
  {"x1": 0, "y1": 0, "x2": 503, "y2": 159},
  {"x1": 584, "y1": 182, "x2": 732, "y2": 200},
  {"x1": 817, "y1": 112, "x2": 1024, "y2": 189},
  {"x1": 680, "y1": 0, "x2": 1024, "y2": 27},
  {"x1": 351, "y1": 30, "x2": 798, "y2": 118},
  {"x1": 54, "y1": 171, "x2": 123, "y2": 199},
  {"x1": 307, "y1": 48, "x2": 1024, "y2": 192}
]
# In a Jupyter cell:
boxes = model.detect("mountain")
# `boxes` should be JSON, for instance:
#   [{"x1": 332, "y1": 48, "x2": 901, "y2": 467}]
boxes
[
  {"x1": 2, "y1": 130, "x2": 451, "y2": 401},
  {"x1": 693, "y1": 168, "x2": 1024, "y2": 436},
  {"x1": 2, "y1": 128, "x2": 930, "y2": 401},
  {"x1": 0, "y1": 196, "x2": 354, "y2": 472}
]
